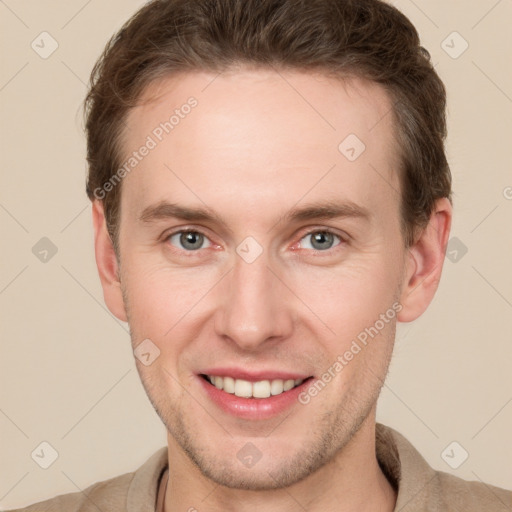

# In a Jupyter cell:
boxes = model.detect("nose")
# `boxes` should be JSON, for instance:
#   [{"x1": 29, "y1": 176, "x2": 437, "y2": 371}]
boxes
[{"x1": 214, "y1": 253, "x2": 294, "y2": 351}]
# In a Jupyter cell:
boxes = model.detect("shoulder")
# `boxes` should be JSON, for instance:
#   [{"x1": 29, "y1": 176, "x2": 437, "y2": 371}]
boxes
[
  {"x1": 6, "y1": 447, "x2": 168, "y2": 512},
  {"x1": 7, "y1": 473, "x2": 133, "y2": 512},
  {"x1": 376, "y1": 424, "x2": 512, "y2": 511},
  {"x1": 434, "y1": 470, "x2": 512, "y2": 510}
]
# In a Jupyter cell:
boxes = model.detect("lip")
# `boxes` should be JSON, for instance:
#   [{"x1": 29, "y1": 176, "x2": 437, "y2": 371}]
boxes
[
  {"x1": 199, "y1": 367, "x2": 311, "y2": 382},
  {"x1": 197, "y1": 373, "x2": 314, "y2": 420}
]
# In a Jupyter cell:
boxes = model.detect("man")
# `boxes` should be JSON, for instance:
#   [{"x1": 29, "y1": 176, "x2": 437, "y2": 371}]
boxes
[{"x1": 10, "y1": 0, "x2": 511, "y2": 510}]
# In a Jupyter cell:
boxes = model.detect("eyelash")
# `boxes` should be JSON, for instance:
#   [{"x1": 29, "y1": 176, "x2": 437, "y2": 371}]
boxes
[{"x1": 163, "y1": 227, "x2": 347, "y2": 257}]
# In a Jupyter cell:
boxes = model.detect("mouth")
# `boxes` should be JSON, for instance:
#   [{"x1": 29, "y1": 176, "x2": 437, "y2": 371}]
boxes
[
  {"x1": 196, "y1": 367, "x2": 315, "y2": 419},
  {"x1": 200, "y1": 374, "x2": 311, "y2": 399}
]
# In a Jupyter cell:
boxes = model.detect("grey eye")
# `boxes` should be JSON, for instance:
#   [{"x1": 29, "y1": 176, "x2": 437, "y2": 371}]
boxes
[
  {"x1": 300, "y1": 231, "x2": 340, "y2": 251},
  {"x1": 168, "y1": 231, "x2": 211, "y2": 251}
]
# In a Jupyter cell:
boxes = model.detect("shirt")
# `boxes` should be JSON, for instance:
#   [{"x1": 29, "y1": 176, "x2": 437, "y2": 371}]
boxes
[{"x1": 8, "y1": 423, "x2": 512, "y2": 511}]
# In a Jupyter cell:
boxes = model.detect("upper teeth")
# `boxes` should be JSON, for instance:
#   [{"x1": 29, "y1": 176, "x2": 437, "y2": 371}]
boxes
[{"x1": 207, "y1": 375, "x2": 304, "y2": 398}]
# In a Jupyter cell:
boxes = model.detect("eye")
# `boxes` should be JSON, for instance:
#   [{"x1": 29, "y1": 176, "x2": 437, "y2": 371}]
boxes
[
  {"x1": 167, "y1": 230, "x2": 212, "y2": 251},
  {"x1": 299, "y1": 230, "x2": 342, "y2": 251}
]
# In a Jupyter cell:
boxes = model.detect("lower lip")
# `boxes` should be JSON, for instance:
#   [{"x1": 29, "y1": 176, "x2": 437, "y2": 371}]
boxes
[{"x1": 198, "y1": 376, "x2": 312, "y2": 420}]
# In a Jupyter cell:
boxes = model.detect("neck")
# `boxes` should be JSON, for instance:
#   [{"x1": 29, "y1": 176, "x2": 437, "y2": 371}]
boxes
[{"x1": 161, "y1": 415, "x2": 396, "y2": 512}]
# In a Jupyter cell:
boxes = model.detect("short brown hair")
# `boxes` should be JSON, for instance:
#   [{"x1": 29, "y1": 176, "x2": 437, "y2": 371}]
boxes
[{"x1": 84, "y1": 0, "x2": 451, "y2": 247}]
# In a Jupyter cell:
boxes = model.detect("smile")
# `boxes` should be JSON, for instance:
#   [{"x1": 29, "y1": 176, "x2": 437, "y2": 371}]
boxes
[{"x1": 202, "y1": 374, "x2": 305, "y2": 398}]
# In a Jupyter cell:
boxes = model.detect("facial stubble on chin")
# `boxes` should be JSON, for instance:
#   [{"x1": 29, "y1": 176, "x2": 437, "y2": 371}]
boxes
[
  {"x1": 137, "y1": 367, "x2": 388, "y2": 491},
  {"x1": 131, "y1": 336, "x2": 394, "y2": 491}
]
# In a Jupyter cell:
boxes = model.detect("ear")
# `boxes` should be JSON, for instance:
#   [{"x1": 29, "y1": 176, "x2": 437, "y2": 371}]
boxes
[
  {"x1": 397, "y1": 198, "x2": 452, "y2": 323},
  {"x1": 92, "y1": 201, "x2": 127, "y2": 322}
]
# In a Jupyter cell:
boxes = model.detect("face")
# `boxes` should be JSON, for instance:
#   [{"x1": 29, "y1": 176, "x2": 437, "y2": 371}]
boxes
[{"x1": 112, "y1": 69, "x2": 409, "y2": 490}]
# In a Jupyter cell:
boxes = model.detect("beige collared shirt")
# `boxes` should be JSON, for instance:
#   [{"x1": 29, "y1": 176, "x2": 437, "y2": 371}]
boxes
[{"x1": 9, "y1": 424, "x2": 511, "y2": 511}]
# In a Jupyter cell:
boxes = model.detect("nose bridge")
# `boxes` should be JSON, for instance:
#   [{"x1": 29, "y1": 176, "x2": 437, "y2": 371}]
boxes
[{"x1": 215, "y1": 251, "x2": 292, "y2": 349}]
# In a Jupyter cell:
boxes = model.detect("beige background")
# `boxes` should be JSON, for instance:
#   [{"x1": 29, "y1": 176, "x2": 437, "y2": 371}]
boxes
[{"x1": 1, "y1": 0, "x2": 511, "y2": 508}]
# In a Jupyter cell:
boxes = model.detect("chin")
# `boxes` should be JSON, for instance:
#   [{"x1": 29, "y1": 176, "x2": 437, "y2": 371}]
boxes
[{"x1": 188, "y1": 451, "x2": 322, "y2": 491}]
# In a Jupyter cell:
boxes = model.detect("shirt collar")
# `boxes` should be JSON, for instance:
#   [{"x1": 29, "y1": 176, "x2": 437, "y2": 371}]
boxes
[{"x1": 126, "y1": 423, "x2": 438, "y2": 511}]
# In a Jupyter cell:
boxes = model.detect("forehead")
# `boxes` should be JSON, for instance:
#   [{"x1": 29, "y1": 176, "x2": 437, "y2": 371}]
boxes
[{"x1": 120, "y1": 68, "x2": 400, "y2": 226}]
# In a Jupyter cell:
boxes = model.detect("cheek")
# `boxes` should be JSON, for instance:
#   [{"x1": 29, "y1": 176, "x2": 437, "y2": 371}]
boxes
[
  {"x1": 288, "y1": 254, "x2": 401, "y2": 333},
  {"x1": 120, "y1": 259, "x2": 218, "y2": 339}
]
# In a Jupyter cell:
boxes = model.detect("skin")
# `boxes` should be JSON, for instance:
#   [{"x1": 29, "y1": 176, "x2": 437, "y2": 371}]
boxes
[{"x1": 93, "y1": 68, "x2": 451, "y2": 511}]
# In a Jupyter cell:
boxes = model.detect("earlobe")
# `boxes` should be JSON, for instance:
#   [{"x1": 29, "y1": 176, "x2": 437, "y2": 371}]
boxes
[
  {"x1": 92, "y1": 201, "x2": 128, "y2": 322},
  {"x1": 397, "y1": 198, "x2": 452, "y2": 323}
]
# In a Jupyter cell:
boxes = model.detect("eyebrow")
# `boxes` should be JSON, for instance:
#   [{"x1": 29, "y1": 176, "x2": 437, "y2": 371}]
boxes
[
  {"x1": 140, "y1": 202, "x2": 229, "y2": 227},
  {"x1": 280, "y1": 200, "x2": 371, "y2": 224},
  {"x1": 139, "y1": 199, "x2": 371, "y2": 230}
]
